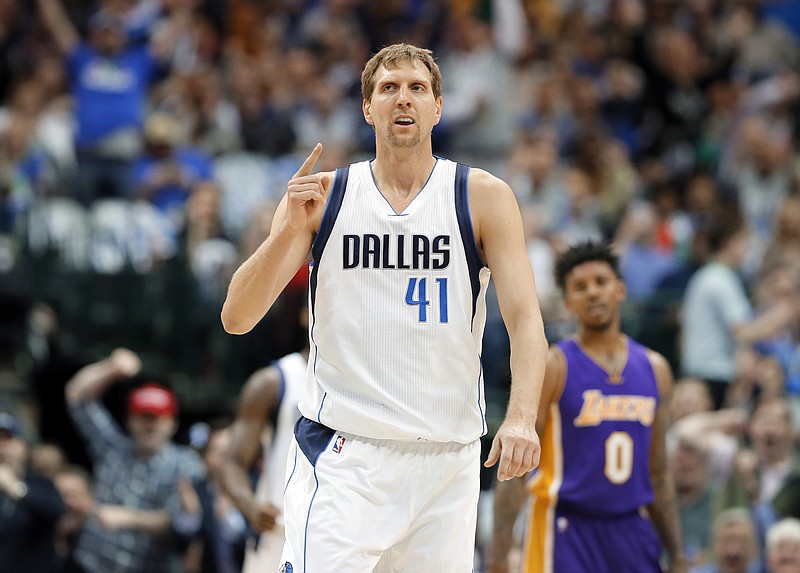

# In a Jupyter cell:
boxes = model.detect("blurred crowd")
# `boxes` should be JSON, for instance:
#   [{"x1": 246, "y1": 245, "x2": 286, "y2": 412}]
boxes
[{"x1": 1, "y1": 0, "x2": 800, "y2": 571}]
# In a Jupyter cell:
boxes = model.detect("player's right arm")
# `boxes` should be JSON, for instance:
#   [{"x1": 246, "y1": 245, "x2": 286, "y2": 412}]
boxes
[
  {"x1": 221, "y1": 144, "x2": 332, "y2": 334},
  {"x1": 488, "y1": 346, "x2": 566, "y2": 573},
  {"x1": 219, "y1": 366, "x2": 282, "y2": 532}
]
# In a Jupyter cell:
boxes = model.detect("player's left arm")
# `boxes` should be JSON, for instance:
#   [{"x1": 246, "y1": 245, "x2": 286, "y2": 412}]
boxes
[
  {"x1": 646, "y1": 349, "x2": 688, "y2": 573},
  {"x1": 471, "y1": 168, "x2": 548, "y2": 481}
]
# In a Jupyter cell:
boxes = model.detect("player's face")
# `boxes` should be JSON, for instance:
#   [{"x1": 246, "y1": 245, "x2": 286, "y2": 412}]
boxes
[
  {"x1": 563, "y1": 261, "x2": 626, "y2": 331},
  {"x1": 362, "y1": 60, "x2": 442, "y2": 148}
]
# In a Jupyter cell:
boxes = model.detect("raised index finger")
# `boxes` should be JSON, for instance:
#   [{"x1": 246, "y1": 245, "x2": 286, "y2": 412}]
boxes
[{"x1": 293, "y1": 143, "x2": 323, "y2": 178}]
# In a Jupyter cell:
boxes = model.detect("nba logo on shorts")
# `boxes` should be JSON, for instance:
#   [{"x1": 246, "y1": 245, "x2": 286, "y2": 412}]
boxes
[
  {"x1": 279, "y1": 562, "x2": 293, "y2": 573},
  {"x1": 332, "y1": 435, "x2": 346, "y2": 454}
]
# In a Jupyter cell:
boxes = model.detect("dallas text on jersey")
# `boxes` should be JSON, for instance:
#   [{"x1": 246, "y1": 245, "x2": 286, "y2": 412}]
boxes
[{"x1": 342, "y1": 234, "x2": 451, "y2": 270}]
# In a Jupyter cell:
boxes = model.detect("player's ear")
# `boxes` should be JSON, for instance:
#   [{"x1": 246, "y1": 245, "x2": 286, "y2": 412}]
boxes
[
  {"x1": 433, "y1": 95, "x2": 442, "y2": 125},
  {"x1": 616, "y1": 276, "x2": 627, "y2": 302},
  {"x1": 363, "y1": 99, "x2": 374, "y2": 125}
]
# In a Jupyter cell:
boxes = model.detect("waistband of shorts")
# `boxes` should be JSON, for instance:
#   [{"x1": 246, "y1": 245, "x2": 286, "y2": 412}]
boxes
[
  {"x1": 299, "y1": 416, "x2": 479, "y2": 454},
  {"x1": 556, "y1": 501, "x2": 647, "y2": 520}
]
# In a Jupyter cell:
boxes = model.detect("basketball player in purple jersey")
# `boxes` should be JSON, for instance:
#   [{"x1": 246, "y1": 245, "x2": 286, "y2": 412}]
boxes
[{"x1": 490, "y1": 241, "x2": 687, "y2": 573}]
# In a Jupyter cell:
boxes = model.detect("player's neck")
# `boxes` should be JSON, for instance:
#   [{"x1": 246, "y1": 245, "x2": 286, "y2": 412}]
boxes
[
  {"x1": 371, "y1": 152, "x2": 437, "y2": 200},
  {"x1": 575, "y1": 327, "x2": 625, "y2": 355},
  {"x1": 575, "y1": 328, "x2": 627, "y2": 383}
]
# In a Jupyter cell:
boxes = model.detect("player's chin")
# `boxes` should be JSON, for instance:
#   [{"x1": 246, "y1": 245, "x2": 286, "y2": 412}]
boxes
[
  {"x1": 387, "y1": 132, "x2": 421, "y2": 147},
  {"x1": 582, "y1": 317, "x2": 614, "y2": 331}
]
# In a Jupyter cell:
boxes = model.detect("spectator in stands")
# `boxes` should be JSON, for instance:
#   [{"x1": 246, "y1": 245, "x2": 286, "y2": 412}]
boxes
[
  {"x1": 437, "y1": 14, "x2": 519, "y2": 159},
  {"x1": 29, "y1": 441, "x2": 68, "y2": 479},
  {"x1": 0, "y1": 77, "x2": 75, "y2": 179},
  {"x1": 714, "y1": 2, "x2": 800, "y2": 84},
  {"x1": 35, "y1": 0, "x2": 166, "y2": 202},
  {"x1": 132, "y1": 111, "x2": 214, "y2": 231},
  {"x1": 721, "y1": 398, "x2": 800, "y2": 555},
  {"x1": 572, "y1": 127, "x2": 640, "y2": 238},
  {"x1": 53, "y1": 465, "x2": 94, "y2": 573},
  {"x1": 177, "y1": 69, "x2": 242, "y2": 157},
  {"x1": 0, "y1": 113, "x2": 55, "y2": 233},
  {"x1": 616, "y1": 200, "x2": 678, "y2": 303},
  {"x1": 65, "y1": 347, "x2": 204, "y2": 573},
  {"x1": 227, "y1": 55, "x2": 296, "y2": 157},
  {"x1": 550, "y1": 166, "x2": 604, "y2": 248},
  {"x1": 0, "y1": 411, "x2": 66, "y2": 573},
  {"x1": 178, "y1": 180, "x2": 237, "y2": 303},
  {"x1": 174, "y1": 425, "x2": 247, "y2": 573},
  {"x1": 680, "y1": 202, "x2": 799, "y2": 408},
  {"x1": 728, "y1": 114, "x2": 795, "y2": 278},
  {"x1": 762, "y1": 191, "x2": 800, "y2": 270},
  {"x1": 751, "y1": 260, "x2": 800, "y2": 408},
  {"x1": 766, "y1": 518, "x2": 800, "y2": 573},
  {"x1": 291, "y1": 77, "x2": 360, "y2": 156},
  {"x1": 690, "y1": 508, "x2": 761, "y2": 573},
  {"x1": 504, "y1": 128, "x2": 570, "y2": 233},
  {"x1": 670, "y1": 378, "x2": 747, "y2": 488},
  {"x1": 671, "y1": 377, "x2": 715, "y2": 422},
  {"x1": 149, "y1": 0, "x2": 221, "y2": 73},
  {"x1": 671, "y1": 432, "x2": 719, "y2": 567}
]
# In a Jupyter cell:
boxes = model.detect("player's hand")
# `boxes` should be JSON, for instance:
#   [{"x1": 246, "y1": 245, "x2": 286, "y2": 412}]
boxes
[
  {"x1": 484, "y1": 417, "x2": 541, "y2": 481},
  {"x1": 284, "y1": 143, "x2": 325, "y2": 234},
  {"x1": 245, "y1": 501, "x2": 281, "y2": 532}
]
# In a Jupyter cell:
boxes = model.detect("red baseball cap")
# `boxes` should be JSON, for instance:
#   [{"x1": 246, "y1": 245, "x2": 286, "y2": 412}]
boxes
[{"x1": 128, "y1": 384, "x2": 177, "y2": 417}]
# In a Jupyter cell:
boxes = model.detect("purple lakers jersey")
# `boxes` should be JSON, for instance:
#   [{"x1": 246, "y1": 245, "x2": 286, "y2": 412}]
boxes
[{"x1": 529, "y1": 337, "x2": 659, "y2": 516}]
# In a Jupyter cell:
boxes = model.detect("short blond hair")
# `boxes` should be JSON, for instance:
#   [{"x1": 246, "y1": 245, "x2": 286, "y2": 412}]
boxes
[{"x1": 361, "y1": 43, "x2": 442, "y2": 101}]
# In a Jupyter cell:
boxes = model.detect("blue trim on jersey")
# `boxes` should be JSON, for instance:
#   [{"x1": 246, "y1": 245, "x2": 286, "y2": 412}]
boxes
[
  {"x1": 304, "y1": 467, "x2": 320, "y2": 572},
  {"x1": 308, "y1": 168, "x2": 347, "y2": 431},
  {"x1": 454, "y1": 163, "x2": 485, "y2": 320},
  {"x1": 316, "y1": 393, "x2": 327, "y2": 424},
  {"x1": 284, "y1": 445, "x2": 298, "y2": 495},
  {"x1": 308, "y1": 260, "x2": 321, "y2": 423},
  {"x1": 294, "y1": 416, "x2": 336, "y2": 465},
  {"x1": 310, "y1": 166, "x2": 349, "y2": 317}
]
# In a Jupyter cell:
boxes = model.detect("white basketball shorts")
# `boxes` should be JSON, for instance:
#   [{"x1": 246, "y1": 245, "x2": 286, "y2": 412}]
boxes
[{"x1": 277, "y1": 417, "x2": 480, "y2": 572}]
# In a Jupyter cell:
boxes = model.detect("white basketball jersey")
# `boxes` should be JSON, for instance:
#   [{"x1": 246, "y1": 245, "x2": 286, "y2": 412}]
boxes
[
  {"x1": 254, "y1": 352, "x2": 306, "y2": 507},
  {"x1": 300, "y1": 158, "x2": 491, "y2": 443}
]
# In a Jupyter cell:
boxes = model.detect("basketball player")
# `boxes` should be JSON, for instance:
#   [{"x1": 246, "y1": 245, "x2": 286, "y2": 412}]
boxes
[
  {"x1": 220, "y1": 325, "x2": 307, "y2": 571},
  {"x1": 221, "y1": 43, "x2": 547, "y2": 572},
  {"x1": 489, "y1": 241, "x2": 687, "y2": 573}
]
